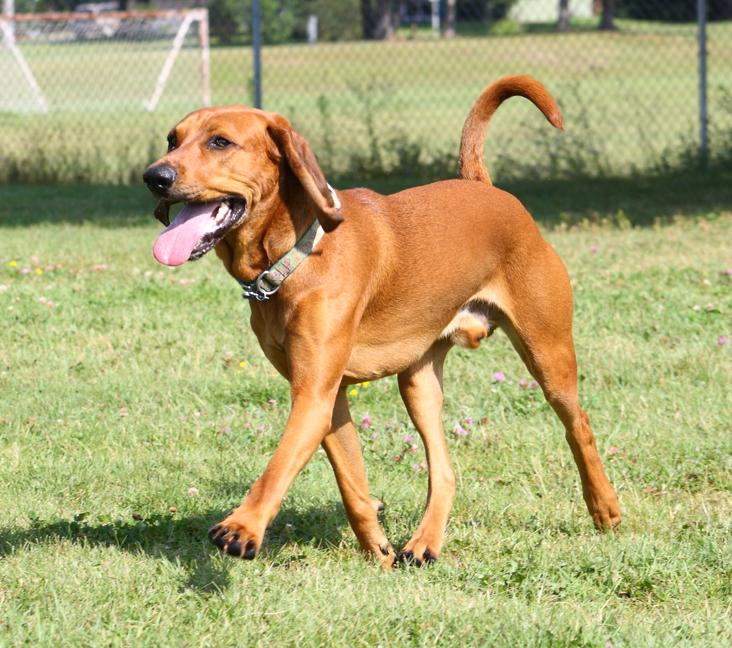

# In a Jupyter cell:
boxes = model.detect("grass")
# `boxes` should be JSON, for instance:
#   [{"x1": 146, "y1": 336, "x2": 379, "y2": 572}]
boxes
[
  {"x1": 0, "y1": 183, "x2": 730, "y2": 646},
  {"x1": 2, "y1": 19, "x2": 732, "y2": 182}
]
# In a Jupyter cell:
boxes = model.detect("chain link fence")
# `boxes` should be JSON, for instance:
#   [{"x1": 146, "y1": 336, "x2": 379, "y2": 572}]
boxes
[{"x1": 1, "y1": 0, "x2": 730, "y2": 184}]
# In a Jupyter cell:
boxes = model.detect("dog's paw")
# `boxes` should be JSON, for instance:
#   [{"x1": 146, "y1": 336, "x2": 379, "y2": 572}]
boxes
[
  {"x1": 396, "y1": 547, "x2": 438, "y2": 568},
  {"x1": 208, "y1": 518, "x2": 262, "y2": 559},
  {"x1": 586, "y1": 490, "x2": 622, "y2": 532}
]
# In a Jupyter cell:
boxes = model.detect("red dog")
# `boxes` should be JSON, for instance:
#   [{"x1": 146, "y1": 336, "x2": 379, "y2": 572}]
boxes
[{"x1": 143, "y1": 75, "x2": 621, "y2": 567}]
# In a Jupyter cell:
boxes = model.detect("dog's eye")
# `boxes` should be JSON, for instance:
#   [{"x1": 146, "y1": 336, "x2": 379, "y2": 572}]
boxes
[
  {"x1": 209, "y1": 136, "x2": 233, "y2": 151},
  {"x1": 167, "y1": 133, "x2": 176, "y2": 151}
]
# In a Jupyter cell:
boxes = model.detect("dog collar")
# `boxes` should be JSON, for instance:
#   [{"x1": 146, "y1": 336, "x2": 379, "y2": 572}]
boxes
[{"x1": 237, "y1": 185, "x2": 339, "y2": 301}]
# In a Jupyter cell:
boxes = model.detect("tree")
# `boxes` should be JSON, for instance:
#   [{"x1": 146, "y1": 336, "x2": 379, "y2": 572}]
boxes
[
  {"x1": 360, "y1": 0, "x2": 399, "y2": 40},
  {"x1": 444, "y1": 0, "x2": 457, "y2": 38},
  {"x1": 557, "y1": 0, "x2": 570, "y2": 31},
  {"x1": 599, "y1": 0, "x2": 616, "y2": 31}
]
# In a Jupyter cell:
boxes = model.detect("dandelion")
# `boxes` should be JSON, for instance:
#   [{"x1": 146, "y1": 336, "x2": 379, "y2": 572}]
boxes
[
  {"x1": 492, "y1": 371, "x2": 506, "y2": 383},
  {"x1": 34, "y1": 267, "x2": 43, "y2": 276},
  {"x1": 361, "y1": 381, "x2": 370, "y2": 388},
  {"x1": 719, "y1": 335, "x2": 729, "y2": 346},
  {"x1": 8, "y1": 260, "x2": 17, "y2": 268},
  {"x1": 453, "y1": 423, "x2": 469, "y2": 437},
  {"x1": 360, "y1": 414, "x2": 372, "y2": 429},
  {"x1": 403, "y1": 433, "x2": 414, "y2": 444},
  {"x1": 349, "y1": 388, "x2": 359, "y2": 397},
  {"x1": 239, "y1": 360, "x2": 248, "y2": 369}
]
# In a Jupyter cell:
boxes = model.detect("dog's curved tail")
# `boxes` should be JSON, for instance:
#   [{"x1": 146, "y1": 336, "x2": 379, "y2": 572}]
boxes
[{"x1": 458, "y1": 75, "x2": 564, "y2": 185}]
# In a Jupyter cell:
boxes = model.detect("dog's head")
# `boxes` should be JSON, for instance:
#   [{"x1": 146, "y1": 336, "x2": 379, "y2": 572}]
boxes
[{"x1": 143, "y1": 106, "x2": 342, "y2": 267}]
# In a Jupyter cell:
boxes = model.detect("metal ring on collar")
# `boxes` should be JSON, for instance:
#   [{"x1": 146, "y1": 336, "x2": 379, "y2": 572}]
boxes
[{"x1": 255, "y1": 270, "x2": 280, "y2": 298}]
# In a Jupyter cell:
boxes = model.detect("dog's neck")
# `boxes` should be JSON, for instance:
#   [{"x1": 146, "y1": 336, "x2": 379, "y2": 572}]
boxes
[{"x1": 217, "y1": 167, "x2": 317, "y2": 284}]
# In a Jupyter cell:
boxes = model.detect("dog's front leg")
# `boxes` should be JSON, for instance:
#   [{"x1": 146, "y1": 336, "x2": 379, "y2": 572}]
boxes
[
  {"x1": 209, "y1": 299, "x2": 354, "y2": 559},
  {"x1": 322, "y1": 388, "x2": 396, "y2": 567}
]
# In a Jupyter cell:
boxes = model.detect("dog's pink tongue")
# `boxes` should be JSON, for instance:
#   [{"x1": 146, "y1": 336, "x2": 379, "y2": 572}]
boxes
[{"x1": 153, "y1": 202, "x2": 220, "y2": 266}]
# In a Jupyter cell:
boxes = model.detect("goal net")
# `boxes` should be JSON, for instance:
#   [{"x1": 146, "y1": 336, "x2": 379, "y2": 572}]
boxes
[{"x1": 0, "y1": 8, "x2": 210, "y2": 114}]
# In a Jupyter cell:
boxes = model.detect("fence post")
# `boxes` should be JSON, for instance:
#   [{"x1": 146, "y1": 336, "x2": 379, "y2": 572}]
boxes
[
  {"x1": 697, "y1": 0, "x2": 708, "y2": 161},
  {"x1": 252, "y1": 0, "x2": 262, "y2": 109}
]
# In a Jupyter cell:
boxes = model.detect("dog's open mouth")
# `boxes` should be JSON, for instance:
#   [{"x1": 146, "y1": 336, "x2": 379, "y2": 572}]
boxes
[{"x1": 152, "y1": 198, "x2": 247, "y2": 266}]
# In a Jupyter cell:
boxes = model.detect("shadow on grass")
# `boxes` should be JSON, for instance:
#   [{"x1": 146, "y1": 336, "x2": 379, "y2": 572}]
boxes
[
  {"x1": 1, "y1": 167, "x2": 730, "y2": 230},
  {"x1": 0, "y1": 501, "x2": 349, "y2": 593}
]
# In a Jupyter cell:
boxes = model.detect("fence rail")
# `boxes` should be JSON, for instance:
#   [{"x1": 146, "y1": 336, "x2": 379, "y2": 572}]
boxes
[{"x1": 1, "y1": 0, "x2": 730, "y2": 185}]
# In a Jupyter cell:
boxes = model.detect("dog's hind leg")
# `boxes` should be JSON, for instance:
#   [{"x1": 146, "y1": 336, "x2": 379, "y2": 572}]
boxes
[
  {"x1": 497, "y1": 247, "x2": 621, "y2": 530},
  {"x1": 396, "y1": 341, "x2": 456, "y2": 565},
  {"x1": 322, "y1": 388, "x2": 396, "y2": 567}
]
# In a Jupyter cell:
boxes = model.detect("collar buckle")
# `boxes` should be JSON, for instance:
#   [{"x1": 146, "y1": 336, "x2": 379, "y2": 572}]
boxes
[{"x1": 240, "y1": 270, "x2": 280, "y2": 301}]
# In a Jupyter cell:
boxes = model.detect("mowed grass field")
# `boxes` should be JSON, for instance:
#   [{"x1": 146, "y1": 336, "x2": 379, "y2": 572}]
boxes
[
  {"x1": 2, "y1": 19, "x2": 732, "y2": 182},
  {"x1": 0, "y1": 183, "x2": 731, "y2": 646}
]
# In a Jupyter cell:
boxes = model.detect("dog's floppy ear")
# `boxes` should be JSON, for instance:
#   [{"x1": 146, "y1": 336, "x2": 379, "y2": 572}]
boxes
[{"x1": 267, "y1": 121, "x2": 343, "y2": 232}]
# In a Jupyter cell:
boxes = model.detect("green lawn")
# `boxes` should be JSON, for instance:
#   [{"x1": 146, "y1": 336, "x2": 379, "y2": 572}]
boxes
[
  {"x1": 0, "y1": 184, "x2": 730, "y2": 646},
  {"x1": 2, "y1": 19, "x2": 731, "y2": 182}
]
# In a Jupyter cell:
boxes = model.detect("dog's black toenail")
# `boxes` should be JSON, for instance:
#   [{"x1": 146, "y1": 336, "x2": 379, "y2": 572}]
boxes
[
  {"x1": 208, "y1": 524, "x2": 221, "y2": 540},
  {"x1": 209, "y1": 526, "x2": 229, "y2": 548},
  {"x1": 232, "y1": 531, "x2": 240, "y2": 540},
  {"x1": 423, "y1": 548, "x2": 437, "y2": 563},
  {"x1": 379, "y1": 544, "x2": 390, "y2": 556},
  {"x1": 377, "y1": 502, "x2": 385, "y2": 513},
  {"x1": 243, "y1": 539, "x2": 257, "y2": 559},
  {"x1": 397, "y1": 550, "x2": 414, "y2": 566},
  {"x1": 226, "y1": 540, "x2": 242, "y2": 556}
]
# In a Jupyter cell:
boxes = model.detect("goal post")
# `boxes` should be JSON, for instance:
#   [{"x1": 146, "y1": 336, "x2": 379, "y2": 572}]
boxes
[
  {"x1": 145, "y1": 9, "x2": 210, "y2": 112},
  {"x1": 0, "y1": 8, "x2": 210, "y2": 114}
]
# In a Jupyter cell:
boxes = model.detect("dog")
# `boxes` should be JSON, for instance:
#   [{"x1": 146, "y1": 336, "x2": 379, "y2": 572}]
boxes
[{"x1": 143, "y1": 75, "x2": 621, "y2": 567}]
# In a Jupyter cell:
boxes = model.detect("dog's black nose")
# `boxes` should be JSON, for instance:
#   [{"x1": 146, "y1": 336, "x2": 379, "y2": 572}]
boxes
[{"x1": 143, "y1": 165, "x2": 177, "y2": 193}]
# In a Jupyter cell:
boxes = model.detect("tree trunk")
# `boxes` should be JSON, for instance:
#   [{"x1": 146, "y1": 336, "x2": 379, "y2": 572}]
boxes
[
  {"x1": 444, "y1": 0, "x2": 457, "y2": 38},
  {"x1": 599, "y1": 0, "x2": 616, "y2": 31},
  {"x1": 361, "y1": 0, "x2": 375, "y2": 39},
  {"x1": 557, "y1": 0, "x2": 570, "y2": 32},
  {"x1": 361, "y1": 0, "x2": 397, "y2": 40},
  {"x1": 715, "y1": 0, "x2": 732, "y2": 20}
]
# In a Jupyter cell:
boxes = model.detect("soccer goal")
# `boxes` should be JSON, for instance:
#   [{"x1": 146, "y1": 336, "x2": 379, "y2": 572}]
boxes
[{"x1": 0, "y1": 8, "x2": 210, "y2": 114}]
